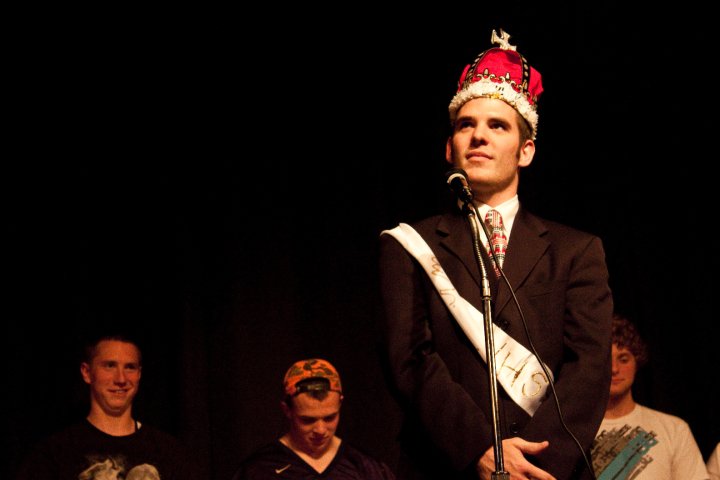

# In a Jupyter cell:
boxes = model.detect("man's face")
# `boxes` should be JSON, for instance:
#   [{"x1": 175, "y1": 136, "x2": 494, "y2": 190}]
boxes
[
  {"x1": 609, "y1": 344, "x2": 637, "y2": 400},
  {"x1": 446, "y1": 97, "x2": 534, "y2": 203},
  {"x1": 80, "y1": 340, "x2": 142, "y2": 416},
  {"x1": 283, "y1": 391, "x2": 342, "y2": 457}
]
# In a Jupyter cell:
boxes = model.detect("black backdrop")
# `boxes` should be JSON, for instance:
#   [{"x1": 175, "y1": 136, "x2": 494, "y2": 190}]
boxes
[{"x1": 5, "y1": 4, "x2": 718, "y2": 479}]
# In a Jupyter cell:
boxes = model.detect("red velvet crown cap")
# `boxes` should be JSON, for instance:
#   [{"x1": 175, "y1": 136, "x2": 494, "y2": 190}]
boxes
[{"x1": 449, "y1": 29, "x2": 543, "y2": 139}]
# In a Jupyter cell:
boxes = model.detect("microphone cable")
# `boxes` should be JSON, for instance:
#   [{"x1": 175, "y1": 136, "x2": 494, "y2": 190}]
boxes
[{"x1": 473, "y1": 204, "x2": 598, "y2": 480}]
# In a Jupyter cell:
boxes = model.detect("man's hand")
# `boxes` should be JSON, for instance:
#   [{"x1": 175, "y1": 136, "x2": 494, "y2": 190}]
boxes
[{"x1": 476, "y1": 437, "x2": 556, "y2": 480}]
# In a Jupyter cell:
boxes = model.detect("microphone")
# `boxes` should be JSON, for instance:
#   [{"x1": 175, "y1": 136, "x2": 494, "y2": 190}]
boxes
[{"x1": 445, "y1": 168, "x2": 474, "y2": 203}]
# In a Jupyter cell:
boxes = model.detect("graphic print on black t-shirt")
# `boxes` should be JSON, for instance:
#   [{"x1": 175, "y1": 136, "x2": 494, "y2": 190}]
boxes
[{"x1": 77, "y1": 453, "x2": 161, "y2": 479}]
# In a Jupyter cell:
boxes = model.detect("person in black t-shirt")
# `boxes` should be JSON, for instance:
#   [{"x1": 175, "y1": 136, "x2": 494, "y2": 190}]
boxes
[
  {"x1": 231, "y1": 358, "x2": 396, "y2": 480},
  {"x1": 15, "y1": 333, "x2": 196, "y2": 480}
]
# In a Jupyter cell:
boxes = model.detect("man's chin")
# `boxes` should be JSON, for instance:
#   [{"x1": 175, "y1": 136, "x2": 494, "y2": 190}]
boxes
[
  {"x1": 102, "y1": 402, "x2": 132, "y2": 415},
  {"x1": 308, "y1": 440, "x2": 330, "y2": 454}
]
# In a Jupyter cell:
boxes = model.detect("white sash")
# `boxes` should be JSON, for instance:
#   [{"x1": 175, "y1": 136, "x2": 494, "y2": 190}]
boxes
[{"x1": 382, "y1": 223, "x2": 551, "y2": 416}]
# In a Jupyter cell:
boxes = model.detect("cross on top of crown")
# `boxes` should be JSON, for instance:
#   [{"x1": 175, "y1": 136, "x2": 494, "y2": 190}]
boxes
[{"x1": 491, "y1": 29, "x2": 516, "y2": 51}]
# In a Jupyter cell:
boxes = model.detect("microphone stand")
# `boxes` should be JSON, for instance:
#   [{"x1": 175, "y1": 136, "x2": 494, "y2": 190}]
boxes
[{"x1": 461, "y1": 200, "x2": 509, "y2": 480}]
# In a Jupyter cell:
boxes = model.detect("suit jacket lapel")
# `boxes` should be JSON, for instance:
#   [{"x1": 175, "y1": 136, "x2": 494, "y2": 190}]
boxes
[
  {"x1": 494, "y1": 209, "x2": 549, "y2": 315},
  {"x1": 433, "y1": 208, "x2": 550, "y2": 319},
  {"x1": 437, "y1": 212, "x2": 483, "y2": 288}
]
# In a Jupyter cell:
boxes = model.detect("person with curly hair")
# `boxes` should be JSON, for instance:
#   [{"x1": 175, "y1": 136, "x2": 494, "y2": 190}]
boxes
[{"x1": 591, "y1": 313, "x2": 709, "y2": 479}]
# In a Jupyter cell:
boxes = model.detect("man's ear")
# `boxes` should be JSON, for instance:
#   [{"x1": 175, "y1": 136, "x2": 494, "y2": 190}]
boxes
[
  {"x1": 445, "y1": 138, "x2": 453, "y2": 165},
  {"x1": 280, "y1": 400, "x2": 292, "y2": 419},
  {"x1": 80, "y1": 362, "x2": 92, "y2": 385},
  {"x1": 518, "y1": 139, "x2": 535, "y2": 168}
]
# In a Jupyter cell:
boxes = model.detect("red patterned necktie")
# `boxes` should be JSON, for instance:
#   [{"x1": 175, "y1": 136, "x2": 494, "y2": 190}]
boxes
[{"x1": 485, "y1": 209, "x2": 507, "y2": 276}]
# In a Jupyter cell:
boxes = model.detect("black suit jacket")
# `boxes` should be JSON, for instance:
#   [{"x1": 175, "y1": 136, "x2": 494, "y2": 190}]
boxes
[{"x1": 378, "y1": 207, "x2": 613, "y2": 480}]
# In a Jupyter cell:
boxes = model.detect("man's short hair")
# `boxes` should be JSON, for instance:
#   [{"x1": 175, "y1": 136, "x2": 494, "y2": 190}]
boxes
[{"x1": 83, "y1": 333, "x2": 143, "y2": 365}]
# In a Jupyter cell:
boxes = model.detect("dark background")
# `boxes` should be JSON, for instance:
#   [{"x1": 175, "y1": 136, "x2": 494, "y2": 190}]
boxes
[{"x1": 5, "y1": 4, "x2": 718, "y2": 479}]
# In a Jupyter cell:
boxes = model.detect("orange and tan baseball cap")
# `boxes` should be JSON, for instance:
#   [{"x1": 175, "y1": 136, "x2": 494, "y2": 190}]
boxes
[{"x1": 283, "y1": 358, "x2": 342, "y2": 397}]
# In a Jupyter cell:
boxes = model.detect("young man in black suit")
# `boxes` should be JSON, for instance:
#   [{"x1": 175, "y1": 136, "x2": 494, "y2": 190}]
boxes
[{"x1": 379, "y1": 29, "x2": 613, "y2": 480}]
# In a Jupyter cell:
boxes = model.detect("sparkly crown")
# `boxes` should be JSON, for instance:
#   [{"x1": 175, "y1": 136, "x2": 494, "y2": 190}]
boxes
[{"x1": 448, "y1": 29, "x2": 543, "y2": 139}]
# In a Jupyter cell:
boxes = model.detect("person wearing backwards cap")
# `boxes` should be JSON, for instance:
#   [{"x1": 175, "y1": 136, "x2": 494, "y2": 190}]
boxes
[
  {"x1": 378, "y1": 29, "x2": 613, "y2": 479},
  {"x1": 231, "y1": 358, "x2": 396, "y2": 480}
]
